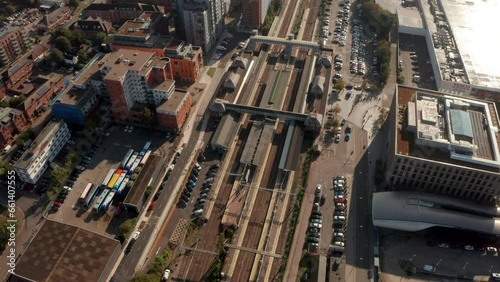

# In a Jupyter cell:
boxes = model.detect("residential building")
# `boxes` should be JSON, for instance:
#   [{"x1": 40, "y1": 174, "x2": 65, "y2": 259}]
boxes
[
  {"x1": 14, "y1": 120, "x2": 70, "y2": 184},
  {"x1": 0, "y1": 24, "x2": 32, "y2": 67},
  {"x1": 64, "y1": 53, "x2": 79, "y2": 66},
  {"x1": 0, "y1": 107, "x2": 29, "y2": 146},
  {"x1": 157, "y1": 89, "x2": 191, "y2": 130},
  {"x1": 40, "y1": 6, "x2": 71, "y2": 30},
  {"x1": 109, "y1": 0, "x2": 172, "y2": 12},
  {"x1": 9, "y1": 73, "x2": 65, "y2": 123},
  {"x1": 242, "y1": 0, "x2": 272, "y2": 28},
  {"x1": 111, "y1": 20, "x2": 203, "y2": 84},
  {"x1": 183, "y1": 0, "x2": 224, "y2": 51},
  {"x1": 3, "y1": 58, "x2": 33, "y2": 87},
  {"x1": 52, "y1": 49, "x2": 192, "y2": 130},
  {"x1": 70, "y1": 17, "x2": 112, "y2": 37},
  {"x1": 83, "y1": 3, "x2": 162, "y2": 24},
  {"x1": 385, "y1": 85, "x2": 500, "y2": 204}
]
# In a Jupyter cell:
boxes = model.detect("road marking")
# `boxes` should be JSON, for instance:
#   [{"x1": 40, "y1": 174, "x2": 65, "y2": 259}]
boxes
[{"x1": 113, "y1": 143, "x2": 121, "y2": 146}]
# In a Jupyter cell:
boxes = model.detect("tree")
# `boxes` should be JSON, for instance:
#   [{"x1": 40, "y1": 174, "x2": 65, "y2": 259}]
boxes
[
  {"x1": 335, "y1": 78, "x2": 345, "y2": 91},
  {"x1": 6, "y1": 5, "x2": 16, "y2": 14},
  {"x1": 331, "y1": 118, "x2": 339, "y2": 128},
  {"x1": 333, "y1": 104, "x2": 342, "y2": 114},
  {"x1": 8, "y1": 96, "x2": 25, "y2": 108},
  {"x1": 0, "y1": 100, "x2": 8, "y2": 108},
  {"x1": 145, "y1": 186, "x2": 153, "y2": 198},
  {"x1": 50, "y1": 49, "x2": 65, "y2": 64},
  {"x1": 54, "y1": 36, "x2": 71, "y2": 51},
  {"x1": 0, "y1": 161, "x2": 13, "y2": 177},
  {"x1": 95, "y1": 32, "x2": 108, "y2": 45},
  {"x1": 77, "y1": 49, "x2": 89, "y2": 64},
  {"x1": 68, "y1": 0, "x2": 80, "y2": 8},
  {"x1": 148, "y1": 256, "x2": 165, "y2": 275},
  {"x1": 141, "y1": 107, "x2": 157, "y2": 126},
  {"x1": 119, "y1": 218, "x2": 136, "y2": 238},
  {"x1": 51, "y1": 166, "x2": 69, "y2": 188}
]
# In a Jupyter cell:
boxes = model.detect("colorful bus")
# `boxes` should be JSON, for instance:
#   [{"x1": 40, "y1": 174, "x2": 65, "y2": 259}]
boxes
[
  {"x1": 84, "y1": 184, "x2": 100, "y2": 208},
  {"x1": 93, "y1": 189, "x2": 110, "y2": 213},
  {"x1": 129, "y1": 158, "x2": 142, "y2": 174},
  {"x1": 116, "y1": 177, "x2": 130, "y2": 196},
  {"x1": 99, "y1": 190, "x2": 115, "y2": 212},
  {"x1": 113, "y1": 172, "x2": 127, "y2": 190},
  {"x1": 79, "y1": 182, "x2": 94, "y2": 203},
  {"x1": 102, "y1": 168, "x2": 116, "y2": 186},
  {"x1": 140, "y1": 141, "x2": 152, "y2": 156},
  {"x1": 125, "y1": 152, "x2": 138, "y2": 171},
  {"x1": 140, "y1": 150, "x2": 151, "y2": 166},
  {"x1": 107, "y1": 169, "x2": 123, "y2": 189},
  {"x1": 120, "y1": 149, "x2": 134, "y2": 169}
]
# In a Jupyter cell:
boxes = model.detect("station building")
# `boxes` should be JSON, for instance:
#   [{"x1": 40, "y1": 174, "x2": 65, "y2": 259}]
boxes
[{"x1": 13, "y1": 120, "x2": 70, "y2": 184}]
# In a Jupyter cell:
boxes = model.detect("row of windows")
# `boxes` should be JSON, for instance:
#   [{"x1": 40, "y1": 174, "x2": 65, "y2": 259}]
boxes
[
  {"x1": 391, "y1": 177, "x2": 495, "y2": 202},
  {"x1": 395, "y1": 158, "x2": 499, "y2": 182},
  {"x1": 393, "y1": 169, "x2": 495, "y2": 187}
]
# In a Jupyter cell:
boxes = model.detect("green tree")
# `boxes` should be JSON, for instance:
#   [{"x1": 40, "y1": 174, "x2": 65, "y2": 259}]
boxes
[
  {"x1": 0, "y1": 218, "x2": 17, "y2": 252},
  {"x1": 0, "y1": 161, "x2": 13, "y2": 177},
  {"x1": 6, "y1": 5, "x2": 16, "y2": 14},
  {"x1": 331, "y1": 118, "x2": 339, "y2": 128},
  {"x1": 145, "y1": 186, "x2": 153, "y2": 198},
  {"x1": 77, "y1": 49, "x2": 89, "y2": 64},
  {"x1": 68, "y1": 0, "x2": 80, "y2": 8},
  {"x1": 8, "y1": 96, "x2": 25, "y2": 108},
  {"x1": 0, "y1": 100, "x2": 8, "y2": 108},
  {"x1": 130, "y1": 274, "x2": 158, "y2": 282},
  {"x1": 16, "y1": 128, "x2": 35, "y2": 146},
  {"x1": 95, "y1": 32, "x2": 108, "y2": 45},
  {"x1": 51, "y1": 166, "x2": 69, "y2": 188},
  {"x1": 147, "y1": 256, "x2": 165, "y2": 275},
  {"x1": 335, "y1": 78, "x2": 345, "y2": 91},
  {"x1": 141, "y1": 107, "x2": 157, "y2": 126},
  {"x1": 118, "y1": 218, "x2": 136, "y2": 238},
  {"x1": 54, "y1": 36, "x2": 71, "y2": 51},
  {"x1": 49, "y1": 49, "x2": 65, "y2": 64}
]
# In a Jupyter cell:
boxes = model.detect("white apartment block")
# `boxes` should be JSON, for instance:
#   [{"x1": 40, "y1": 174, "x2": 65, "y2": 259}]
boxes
[
  {"x1": 14, "y1": 120, "x2": 71, "y2": 184},
  {"x1": 183, "y1": 0, "x2": 224, "y2": 51}
]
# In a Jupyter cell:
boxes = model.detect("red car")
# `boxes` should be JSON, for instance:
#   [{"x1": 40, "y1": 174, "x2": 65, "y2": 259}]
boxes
[
  {"x1": 53, "y1": 201, "x2": 63, "y2": 207},
  {"x1": 148, "y1": 201, "x2": 157, "y2": 211},
  {"x1": 335, "y1": 198, "x2": 346, "y2": 204}
]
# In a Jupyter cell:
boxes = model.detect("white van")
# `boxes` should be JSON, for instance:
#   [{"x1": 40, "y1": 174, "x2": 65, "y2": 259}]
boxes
[
  {"x1": 3, "y1": 145, "x2": 12, "y2": 154},
  {"x1": 192, "y1": 209, "x2": 203, "y2": 216},
  {"x1": 162, "y1": 269, "x2": 171, "y2": 281}
]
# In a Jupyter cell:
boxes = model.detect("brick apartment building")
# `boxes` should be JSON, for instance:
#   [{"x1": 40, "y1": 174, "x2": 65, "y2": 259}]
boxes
[
  {"x1": 9, "y1": 73, "x2": 65, "y2": 123},
  {"x1": 83, "y1": 3, "x2": 162, "y2": 24},
  {"x1": 53, "y1": 49, "x2": 191, "y2": 130},
  {"x1": 0, "y1": 107, "x2": 29, "y2": 146},
  {"x1": 111, "y1": 14, "x2": 203, "y2": 84},
  {"x1": 242, "y1": 0, "x2": 271, "y2": 28},
  {"x1": 0, "y1": 25, "x2": 32, "y2": 67}
]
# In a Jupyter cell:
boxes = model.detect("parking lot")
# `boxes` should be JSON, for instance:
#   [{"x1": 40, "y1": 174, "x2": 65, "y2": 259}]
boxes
[
  {"x1": 379, "y1": 229, "x2": 500, "y2": 281},
  {"x1": 47, "y1": 124, "x2": 174, "y2": 236},
  {"x1": 399, "y1": 34, "x2": 436, "y2": 90}
]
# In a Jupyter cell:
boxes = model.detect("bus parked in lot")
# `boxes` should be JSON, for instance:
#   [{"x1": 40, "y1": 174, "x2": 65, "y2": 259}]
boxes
[
  {"x1": 84, "y1": 184, "x2": 100, "y2": 208},
  {"x1": 140, "y1": 141, "x2": 151, "y2": 156},
  {"x1": 113, "y1": 172, "x2": 127, "y2": 190},
  {"x1": 107, "y1": 169, "x2": 123, "y2": 188},
  {"x1": 102, "y1": 168, "x2": 115, "y2": 186},
  {"x1": 125, "y1": 152, "x2": 139, "y2": 171},
  {"x1": 93, "y1": 189, "x2": 110, "y2": 213},
  {"x1": 120, "y1": 149, "x2": 134, "y2": 169},
  {"x1": 99, "y1": 190, "x2": 115, "y2": 212},
  {"x1": 79, "y1": 183, "x2": 93, "y2": 203}
]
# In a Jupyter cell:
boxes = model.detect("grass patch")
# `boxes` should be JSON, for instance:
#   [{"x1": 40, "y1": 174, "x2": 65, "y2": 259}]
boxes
[{"x1": 207, "y1": 67, "x2": 216, "y2": 78}]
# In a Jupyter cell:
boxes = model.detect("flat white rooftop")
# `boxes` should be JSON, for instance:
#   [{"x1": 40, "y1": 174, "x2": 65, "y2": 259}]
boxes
[
  {"x1": 439, "y1": 0, "x2": 500, "y2": 89},
  {"x1": 376, "y1": 0, "x2": 424, "y2": 29}
]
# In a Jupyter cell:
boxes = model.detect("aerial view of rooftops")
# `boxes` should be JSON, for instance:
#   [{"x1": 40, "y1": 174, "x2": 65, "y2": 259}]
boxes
[{"x1": 0, "y1": 0, "x2": 499, "y2": 281}]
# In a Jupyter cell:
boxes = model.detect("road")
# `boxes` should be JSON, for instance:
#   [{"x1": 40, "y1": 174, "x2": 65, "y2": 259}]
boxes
[{"x1": 112, "y1": 67, "x2": 226, "y2": 281}]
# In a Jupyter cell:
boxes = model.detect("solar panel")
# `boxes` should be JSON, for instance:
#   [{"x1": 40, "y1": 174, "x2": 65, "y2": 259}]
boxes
[
  {"x1": 449, "y1": 109, "x2": 473, "y2": 139},
  {"x1": 37, "y1": 85, "x2": 49, "y2": 96}
]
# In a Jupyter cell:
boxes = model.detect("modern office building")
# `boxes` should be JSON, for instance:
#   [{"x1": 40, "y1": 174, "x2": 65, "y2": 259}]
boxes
[
  {"x1": 385, "y1": 85, "x2": 500, "y2": 204},
  {"x1": 242, "y1": 0, "x2": 272, "y2": 28},
  {"x1": 14, "y1": 120, "x2": 70, "y2": 184},
  {"x1": 0, "y1": 24, "x2": 31, "y2": 67},
  {"x1": 182, "y1": 0, "x2": 224, "y2": 51}
]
